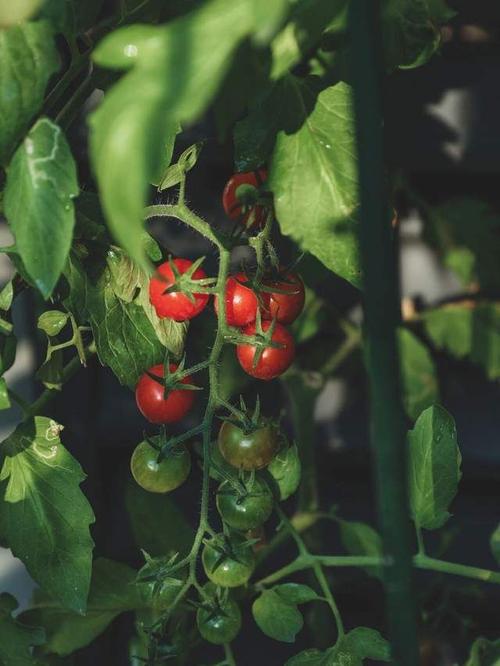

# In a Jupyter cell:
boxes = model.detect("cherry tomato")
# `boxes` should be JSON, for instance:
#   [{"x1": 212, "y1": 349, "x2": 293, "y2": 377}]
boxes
[
  {"x1": 261, "y1": 272, "x2": 305, "y2": 325},
  {"x1": 216, "y1": 476, "x2": 273, "y2": 531},
  {"x1": 202, "y1": 533, "x2": 255, "y2": 587},
  {"x1": 149, "y1": 258, "x2": 209, "y2": 321},
  {"x1": 267, "y1": 443, "x2": 301, "y2": 500},
  {"x1": 138, "y1": 578, "x2": 184, "y2": 611},
  {"x1": 196, "y1": 583, "x2": 242, "y2": 644},
  {"x1": 135, "y1": 363, "x2": 196, "y2": 424},
  {"x1": 130, "y1": 439, "x2": 191, "y2": 493},
  {"x1": 218, "y1": 420, "x2": 280, "y2": 470},
  {"x1": 214, "y1": 273, "x2": 258, "y2": 327},
  {"x1": 222, "y1": 169, "x2": 268, "y2": 227},
  {"x1": 236, "y1": 321, "x2": 295, "y2": 380}
]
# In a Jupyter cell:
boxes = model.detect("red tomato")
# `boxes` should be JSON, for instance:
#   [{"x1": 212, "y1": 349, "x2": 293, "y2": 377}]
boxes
[
  {"x1": 136, "y1": 363, "x2": 196, "y2": 424},
  {"x1": 261, "y1": 272, "x2": 305, "y2": 325},
  {"x1": 214, "y1": 273, "x2": 258, "y2": 327},
  {"x1": 236, "y1": 322, "x2": 295, "y2": 380},
  {"x1": 222, "y1": 169, "x2": 267, "y2": 227},
  {"x1": 149, "y1": 258, "x2": 209, "y2": 321}
]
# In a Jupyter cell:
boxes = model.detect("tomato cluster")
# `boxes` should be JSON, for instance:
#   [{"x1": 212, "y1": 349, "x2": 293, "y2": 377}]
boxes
[{"x1": 129, "y1": 171, "x2": 304, "y2": 552}]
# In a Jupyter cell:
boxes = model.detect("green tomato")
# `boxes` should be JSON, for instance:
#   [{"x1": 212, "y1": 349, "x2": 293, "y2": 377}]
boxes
[
  {"x1": 216, "y1": 476, "x2": 273, "y2": 531},
  {"x1": 267, "y1": 443, "x2": 301, "y2": 500},
  {"x1": 137, "y1": 577, "x2": 184, "y2": 611},
  {"x1": 202, "y1": 533, "x2": 255, "y2": 588},
  {"x1": 196, "y1": 584, "x2": 241, "y2": 645},
  {"x1": 130, "y1": 439, "x2": 191, "y2": 493},
  {"x1": 218, "y1": 420, "x2": 279, "y2": 470}
]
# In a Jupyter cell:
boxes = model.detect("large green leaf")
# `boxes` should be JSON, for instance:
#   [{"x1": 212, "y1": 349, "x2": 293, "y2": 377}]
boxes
[
  {"x1": 286, "y1": 627, "x2": 390, "y2": 665},
  {"x1": 0, "y1": 21, "x2": 58, "y2": 165},
  {"x1": 4, "y1": 118, "x2": 79, "y2": 298},
  {"x1": 21, "y1": 559, "x2": 143, "y2": 657},
  {"x1": 269, "y1": 79, "x2": 361, "y2": 287},
  {"x1": 423, "y1": 303, "x2": 500, "y2": 380},
  {"x1": 125, "y1": 480, "x2": 194, "y2": 558},
  {"x1": 398, "y1": 328, "x2": 439, "y2": 420},
  {"x1": 0, "y1": 593, "x2": 45, "y2": 665},
  {"x1": 252, "y1": 589, "x2": 303, "y2": 643},
  {"x1": 89, "y1": 0, "x2": 278, "y2": 269},
  {"x1": 85, "y1": 250, "x2": 187, "y2": 388},
  {"x1": 381, "y1": 0, "x2": 454, "y2": 70},
  {"x1": 426, "y1": 198, "x2": 500, "y2": 290},
  {"x1": 465, "y1": 637, "x2": 500, "y2": 666},
  {"x1": 270, "y1": 0, "x2": 347, "y2": 79},
  {"x1": 0, "y1": 417, "x2": 95, "y2": 612},
  {"x1": 407, "y1": 405, "x2": 462, "y2": 531}
]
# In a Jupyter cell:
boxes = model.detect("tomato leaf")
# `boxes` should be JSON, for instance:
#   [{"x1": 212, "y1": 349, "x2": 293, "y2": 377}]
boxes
[
  {"x1": 490, "y1": 524, "x2": 500, "y2": 567},
  {"x1": 0, "y1": 417, "x2": 95, "y2": 612},
  {"x1": 339, "y1": 519, "x2": 383, "y2": 579},
  {"x1": 85, "y1": 250, "x2": 187, "y2": 387},
  {"x1": 252, "y1": 589, "x2": 303, "y2": 643},
  {"x1": 423, "y1": 303, "x2": 500, "y2": 380},
  {"x1": 269, "y1": 78, "x2": 361, "y2": 288},
  {"x1": 0, "y1": 378, "x2": 9, "y2": 410},
  {"x1": 0, "y1": 593, "x2": 45, "y2": 665},
  {"x1": 125, "y1": 480, "x2": 194, "y2": 558},
  {"x1": 0, "y1": 21, "x2": 59, "y2": 165},
  {"x1": 398, "y1": 328, "x2": 439, "y2": 421},
  {"x1": 273, "y1": 583, "x2": 319, "y2": 605},
  {"x1": 20, "y1": 559, "x2": 144, "y2": 657},
  {"x1": 464, "y1": 637, "x2": 500, "y2": 666},
  {"x1": 4, "y1": 118, "x2": 79, "y2": 299},
  {"x1": 407, "y1": 405, "x2": 462, "y2": 531},
  {"x1": 270, "y1": 0, "x2": 347, "y2": 79},
  {"x1": 286, "y1": 627, "x2": 390, "y2": 665},
  {"x1": 381, "y1": 0, "x2": 454, "y2": 70}
]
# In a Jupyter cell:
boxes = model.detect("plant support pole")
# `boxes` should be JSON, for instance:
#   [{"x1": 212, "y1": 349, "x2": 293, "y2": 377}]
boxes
[{"x1": 348, "y1": 2, "x2": 420, "y2": 665}]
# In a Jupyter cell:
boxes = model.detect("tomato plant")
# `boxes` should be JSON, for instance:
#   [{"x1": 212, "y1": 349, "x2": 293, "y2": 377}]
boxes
[{"x1": 0, "y1": 2, "x2": 498, "y2": 666}]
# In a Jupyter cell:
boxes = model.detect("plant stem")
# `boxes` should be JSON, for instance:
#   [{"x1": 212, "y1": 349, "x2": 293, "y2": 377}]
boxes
[
  {"x1": 416, "y1": 527, "x2": 425, "y2": 556},
  {"x1": 349, "y1": 2, "x2": 420, "y2": 664},
  {"x1": 312, "y1": 561, "x2": 345, "y2": 637},
  {"x1": 224, "y1": 643, "x2": 236, "y2": 666},
  {"x1": 144, "y1": 204, "x2": 222, "y2": 248},
  {"x1": 7, "y1": 389, "x2": 31, "y2": 415},
  {"x1": 28, "y1": 344, "x2": 96, "y2": 418},
  {"x1": 414, "y1": 555, "x2": 500, "y2": 585}
]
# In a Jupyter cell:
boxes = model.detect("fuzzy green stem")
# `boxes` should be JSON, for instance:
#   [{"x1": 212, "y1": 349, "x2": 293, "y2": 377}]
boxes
[{"x1": 224, "y1": 643, "x2": 236, "y2": 666}]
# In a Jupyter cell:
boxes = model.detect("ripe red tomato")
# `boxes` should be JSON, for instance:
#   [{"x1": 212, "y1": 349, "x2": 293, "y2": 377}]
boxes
[
  {"x1": 222, "y1": 169, "x2": 267, "y2": 227},
  {"x1": 261, "y1": 272, "x2": 305, "y2": 325},
  {"x1": 236, "y1": 321, "x2": 295, "y2": 380},
  {"x1": 135, "y1": 363, "x2": 196, "y2": 424},
  {"x1": 214, "y1": 273, "x2": 258, "y2": 327},
  {"x1": 149, "y1": 258, "x2": 209, "y2": 321}
]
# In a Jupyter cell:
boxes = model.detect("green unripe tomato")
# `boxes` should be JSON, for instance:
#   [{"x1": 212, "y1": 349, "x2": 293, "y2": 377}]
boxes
[
  {"x1": 267, "y1": 443, "x2": 301, "y2": 500},
  {"x1": 216, "y1": 477, "x2": 273, "y2": 531},
  {"x1": 196, "y1": 583, "x2": 241, "y2": 645},
  {"x1": 37, "y1": 310, "x2": 69, "y2": 336},
  {"x1": 130, "y1": 439, "x2": 191, "y2": 493},
  {"x1": 137, "y1": 578, "x2": 184, "y2": 611},
  {"x1": 218, "y1": 420, "x2": 279, "y2": 470},
  {"x1": 202, "y1": 533, "x2": 255, "y2": 588}
]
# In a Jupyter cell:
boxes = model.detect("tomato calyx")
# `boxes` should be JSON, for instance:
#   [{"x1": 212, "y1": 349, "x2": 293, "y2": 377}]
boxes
[
  {"x1": 157, "y1": 256, "x2": 216, "y2": 301},
  {"x1": 218, "y1": 395, "x2": 277, "y2": 437},
  {"x1": 216, "y1": 469, "x2": 268, "y2": 505},
  {"x1": 143, "y1": 428, "x2": 189, "y2": 465},
  {"x1": 145, "y1": 356, "x2": 201, "y2": 401},
  {"x1": 202, "y1": 533, "x2": 257, "y2": 573}
]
